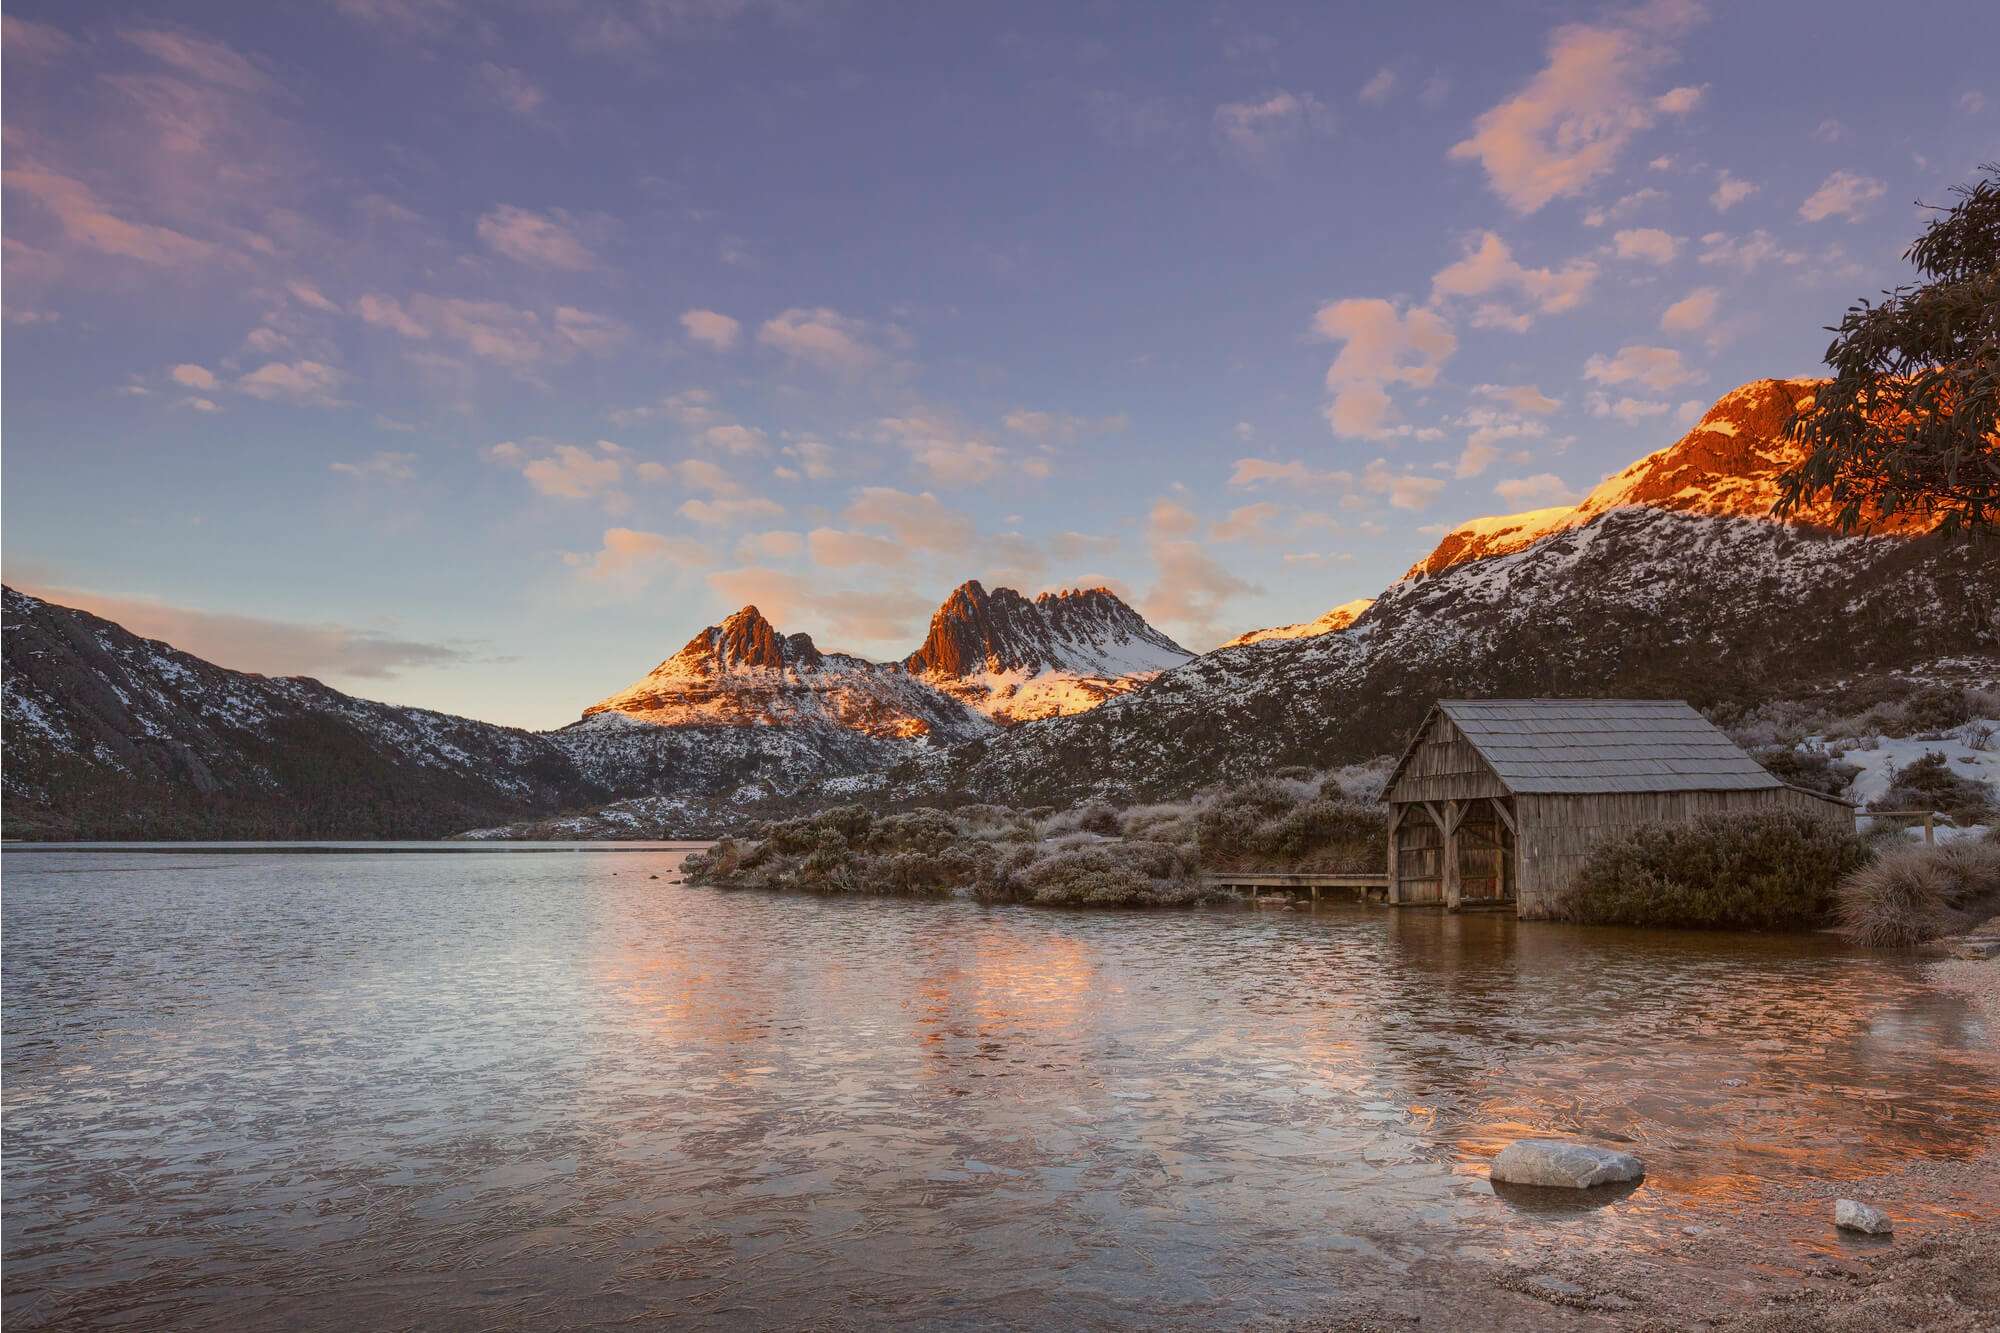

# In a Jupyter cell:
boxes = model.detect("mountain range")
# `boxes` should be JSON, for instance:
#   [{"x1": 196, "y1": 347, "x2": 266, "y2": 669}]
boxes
[
  {"x1": 7, "y1": 377, "x2": 1996, "y2": 839},
  {"x1": 2, "y1": 576, "x2": 1185, "y2": 838}
]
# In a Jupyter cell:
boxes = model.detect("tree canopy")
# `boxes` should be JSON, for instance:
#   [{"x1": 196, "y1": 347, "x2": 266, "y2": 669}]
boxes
[{"x1": 1775, "y1": 165, "x2": 2000, "y2": 536}]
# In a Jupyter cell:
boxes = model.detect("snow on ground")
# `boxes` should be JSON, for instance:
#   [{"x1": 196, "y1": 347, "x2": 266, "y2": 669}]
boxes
[{"x1": 1830, "y1": 719, "x2": 2000, "y2": 808}]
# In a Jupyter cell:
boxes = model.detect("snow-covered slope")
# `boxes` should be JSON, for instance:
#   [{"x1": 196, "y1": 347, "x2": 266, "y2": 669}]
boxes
[
  {"x1": 1221, "y1": 598, "x2": 1375, "y2": 648},
  {"x1": 583, "y1": 604, "x2": 996, "y2": 742},
  {"x1": 902, "y1": 581, "x2": 1192, "y2": 723},
  {"x1": 1406, "y1": 377, "x2": 1939, "y2": 578},
  {"x1": 914, "y1": 506, "x2": 1999, "y2": 806}
]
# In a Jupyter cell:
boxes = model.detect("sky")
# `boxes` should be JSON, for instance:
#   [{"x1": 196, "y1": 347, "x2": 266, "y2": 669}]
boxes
[{"x1": 4, "y1": 0, "x2": 1996, "y2": 730}]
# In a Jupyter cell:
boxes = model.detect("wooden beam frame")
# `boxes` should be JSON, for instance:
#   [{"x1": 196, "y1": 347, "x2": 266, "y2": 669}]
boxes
[
  {"x1": 1385, "y1": 803, "x2": 1404, "y2": 905},
  {"x1": 1443, "y1": 798, "x2": 1462, "y2": 911}
]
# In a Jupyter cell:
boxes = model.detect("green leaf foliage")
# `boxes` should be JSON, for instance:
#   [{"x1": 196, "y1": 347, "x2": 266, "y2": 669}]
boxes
[{"x1": 1777, "y1": 165, "x2": 2000, "y2": 536}]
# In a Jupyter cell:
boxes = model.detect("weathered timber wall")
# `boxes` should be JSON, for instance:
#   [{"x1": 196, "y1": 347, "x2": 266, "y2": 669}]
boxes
[
  {"x1": 1394, "y1": 811, "x2": 1445, "y2": 904},
  {"x1": 1383, "y1": 716, "x2": 1510, "y2": 805}
]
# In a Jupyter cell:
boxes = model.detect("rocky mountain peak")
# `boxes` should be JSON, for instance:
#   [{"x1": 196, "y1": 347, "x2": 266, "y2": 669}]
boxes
[
  {"x1": 907, "y1": 581, "x2": 1045, "y2": 678},
  {"x1": 905, "y1": 581, "x2": 1185, "y2": 681},
  {"x1": 903, "y1": 580, "x2": 1191, "y2": 724},
  {"x1": 1403, "y1": 377, "x2": 1941, "y2": 581},
  {"x1": 667, "y1": 606, "x2": 823, "y2": 674}
]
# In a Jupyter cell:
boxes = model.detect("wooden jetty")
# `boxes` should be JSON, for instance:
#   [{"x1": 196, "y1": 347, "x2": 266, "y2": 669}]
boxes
[{"x1": 1208, "y1": 872, "x2": 1389, "y2": 905}]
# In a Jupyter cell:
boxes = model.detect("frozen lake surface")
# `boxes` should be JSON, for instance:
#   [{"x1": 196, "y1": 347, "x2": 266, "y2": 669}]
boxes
[{"x1": 4, "y1": 845, "x2": 1995, "y2": 1329}]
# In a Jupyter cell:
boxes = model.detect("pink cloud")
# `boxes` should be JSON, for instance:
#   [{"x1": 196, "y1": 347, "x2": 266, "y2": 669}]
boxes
[
  {"x1": 1448, "y1": 3, "x2": 1702, "y2": 213},
  {"x1": 476, "y1": 205, "x2": 596, "y2": 269}
]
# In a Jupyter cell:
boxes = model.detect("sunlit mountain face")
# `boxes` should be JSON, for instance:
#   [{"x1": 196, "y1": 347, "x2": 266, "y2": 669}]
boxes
[
  {"x1": 582, "y1": 581, "x2": 1189, "y2": 736},
  {"x1": 4, "y1": 4, "x2": 1992, "y2": 730}
]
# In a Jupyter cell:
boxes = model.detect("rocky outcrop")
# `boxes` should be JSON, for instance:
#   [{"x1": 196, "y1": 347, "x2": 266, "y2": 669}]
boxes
[{"x1": 903, "y1": 581, "x2": 1192, "y2": 724}]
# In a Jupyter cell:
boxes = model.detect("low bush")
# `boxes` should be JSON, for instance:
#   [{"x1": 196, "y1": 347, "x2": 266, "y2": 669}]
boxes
[
  {"x1": 1837, "y1": 840, "x2": 2000, "y2": 945},
  {"x1": 1901, "y1": 684, "x2": 1975, "y2": 733},
  {"x1": 1017, "y1": 844, "x2": 1207, "y2": 907},
  {"x1": 1751, "y1": 745, "x2": 1863, "y2": 797},
  {"x1": 1872, "y1": 752, "x2": 1995, "y2": 825},
  {"x1": 1554, "y1": 810, "x2": 1873, "y2": 931}
]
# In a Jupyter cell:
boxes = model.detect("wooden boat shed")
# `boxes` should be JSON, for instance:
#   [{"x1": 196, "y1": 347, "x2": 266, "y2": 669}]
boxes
[{"x1": 1383, "y1": 699, "x2": 1853, "y2": 918}]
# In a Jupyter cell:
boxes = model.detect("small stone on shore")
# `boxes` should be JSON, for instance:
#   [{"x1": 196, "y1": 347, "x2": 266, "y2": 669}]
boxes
[
  {"x1": 1490, "y1": 1140, "x2": 1646, "y2": 1189},
  {"x1": 1834, "y1": 1198, "x2": 1894, "y2": 1234}
]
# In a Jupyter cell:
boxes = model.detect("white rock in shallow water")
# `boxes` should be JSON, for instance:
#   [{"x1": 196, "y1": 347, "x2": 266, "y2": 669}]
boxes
[
  {"x1": 1491, "y1": 1140, "x2": 1646, "y2": 1189},
  {"x1": 1834, "y1": 1199, "x2": 1894, "y2": 1234}
]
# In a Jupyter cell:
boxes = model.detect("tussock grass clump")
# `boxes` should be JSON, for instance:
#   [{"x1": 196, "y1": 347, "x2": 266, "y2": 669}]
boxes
[
  {"x1": 1838, "y1": 840, "x2": 2000, "y2": 945},
  {"x1": 1555, "y1": 810, "x2": 1872, "y2": 931}
]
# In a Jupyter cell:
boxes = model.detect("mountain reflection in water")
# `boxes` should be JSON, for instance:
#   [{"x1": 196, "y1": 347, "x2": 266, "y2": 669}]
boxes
[{"x1": 4, "y1": 847, "x2": 1994, "y2": 1330}]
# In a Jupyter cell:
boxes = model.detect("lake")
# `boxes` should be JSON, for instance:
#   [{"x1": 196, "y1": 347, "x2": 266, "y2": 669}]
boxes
[{"x1": 4, "y1": 844, "x2": 1995, "y2": 1329}]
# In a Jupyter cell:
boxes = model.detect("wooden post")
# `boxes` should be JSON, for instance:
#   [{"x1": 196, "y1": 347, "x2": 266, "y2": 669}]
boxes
[
  {"x1": 1385, "y1": 804, "x2": 1403, "y2": 905},
  {"x1": 1490, "y1": 796, "x2": 1520, "y2": 912},
  {"x1": 1443, "y1": 798, "x2": 1463, "y2": 911}
]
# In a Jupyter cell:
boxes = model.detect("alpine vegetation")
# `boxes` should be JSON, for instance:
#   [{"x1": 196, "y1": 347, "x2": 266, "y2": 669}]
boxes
[
  {"x1": 1838, "y1": 837, "x2": 2000, "y2": 946},
  {"x1": 682, "y1": 772, "x2": 1387, "y2": 908}
]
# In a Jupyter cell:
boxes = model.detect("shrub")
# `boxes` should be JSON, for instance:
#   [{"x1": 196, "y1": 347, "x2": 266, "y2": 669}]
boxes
[
  {"x1": 1901, "y1": 685, "x2": 1974, "y2": 733},
  {"x1": 812, "y1": 804, "x2": 873, "y2": 841},
  {"x1": 1117, "y1": 801, "x2": 1201, "y2": 845},
  {"x1": 1249, "y1": 797, "x2": 1387, "y2": 868},
  {"x1": 1020, "y1": 851, "x2": 1154, "y2": 906},
  {"x1": 1043, "y1": 801, "x2": 1121, "y2": 837},
  {"x1": 1873, "y1": 751, "x2": 1995, "y2": 824},
  {"x1": 1838, "y1": 841, "x2": 2000, "y2": 945},
  {"x1": 1555, "y1": 810, "x2": 1873, "y2": 930},
  {"x1": 1017, "y1": 843, "x2": 1206, "y2": 907},
  {"x1": 866, "y1": 809, "x2": 960, "y2": 854},
  {"x1": 1752, "y1": 745, "x2": 1863, "y2": 797}
]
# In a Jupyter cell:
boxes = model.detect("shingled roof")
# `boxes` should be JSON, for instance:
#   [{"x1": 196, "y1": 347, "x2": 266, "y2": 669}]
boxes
[{"x1": 1412, "y1": 698, "x2": 1784, "y2": 795}]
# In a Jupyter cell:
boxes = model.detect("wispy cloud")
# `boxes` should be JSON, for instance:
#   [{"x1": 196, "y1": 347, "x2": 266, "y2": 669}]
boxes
[
  {"x1": 1212, "y1": 90, "x2": 1336, "y2": 173},
  {"x1": 485, "y1": 439, "x2": 633, "y2": 511},
  {"x1": 476, "y1": 204, "x2": 597, "y2": 269},
  {"x1": 1312, "y1": 298, "x2": 1456, "y2": 438},
  {"x1": 680, "y1": 308, "x2": 741, "y2": 350},
  {"x1": 330, "y1": 450, "x2": 418, "y2": 481},
  {"x1": 1583, "y1": 344, "x2": 1700, "y2": 391},
  {"x1": 3, "y1": 162, "x2": 213, "y2": 265},
  {"x1": 756, "y1": 306, "x2": 897, "y2": 379},
  {"x1": 567, "y1": 528, "x2": 717, "y2": 583},
  {"x1": 238, "y1": 360, "x2": 349, "y2": 406},
  {"x1": 1799, "y1": 170, "x2": 1887, "y2": 222},
  {"x1": 1448, "y1": 1, "x2": 1703, "y2": 213},
  {"x1": 1431, "y1": 232, "x2": 1597, "y2": 329},
  {"x1": 17, "y1": 583, "x2": 470, "y2": 680}
]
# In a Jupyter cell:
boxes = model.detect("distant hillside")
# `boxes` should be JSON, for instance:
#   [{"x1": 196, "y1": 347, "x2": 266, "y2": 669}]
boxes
[{"x1": 1, "y1": 587, "x2": 607, "y2": 839}]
